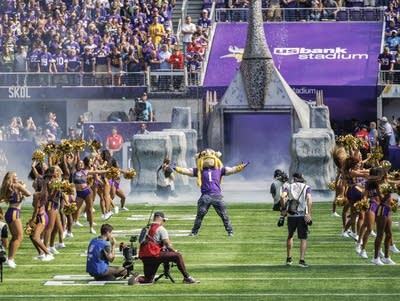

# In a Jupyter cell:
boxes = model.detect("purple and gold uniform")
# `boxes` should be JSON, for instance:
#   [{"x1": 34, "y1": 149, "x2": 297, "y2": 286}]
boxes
[
  {"x1": 73, "y1": 169, "x2": 92, "y2": 199},
  {"x1": 5, "y1": 192, "x2": 23, "y2": 223}
]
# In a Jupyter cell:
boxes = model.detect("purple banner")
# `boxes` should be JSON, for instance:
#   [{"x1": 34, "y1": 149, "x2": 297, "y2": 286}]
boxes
[{"x1": 205, "y1": 22, "x2": 382, "y2": 87}]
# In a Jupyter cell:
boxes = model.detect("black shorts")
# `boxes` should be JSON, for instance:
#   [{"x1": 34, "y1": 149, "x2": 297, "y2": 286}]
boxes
[{"x1": 287, "y1": 216, "x2": 308, "y2": 240}]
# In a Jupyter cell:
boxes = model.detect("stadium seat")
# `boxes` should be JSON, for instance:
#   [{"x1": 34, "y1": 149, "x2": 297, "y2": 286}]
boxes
[
  {"x1": 349, "y1": 9, "x2": 362, "y2": 21},
  {"x1": 336, "y1": 10, "x2": 349, "y2": 21},
  {"x1": 216, "y1": 0, "x2": 226, "y2": 8},
  {"x1": 364, "y1": 9, "x2": 378, "y2": 21},
  {"x1": 203, "y1": 0, "x2": 212, "y2": 9}
]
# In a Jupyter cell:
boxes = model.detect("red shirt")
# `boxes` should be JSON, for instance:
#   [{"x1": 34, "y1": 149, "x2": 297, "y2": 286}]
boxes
[
  {"x1": 168, "y1": 51, "x2": 184, "y2": 69},
  {"x1": 355, "y1": 129, "x2": 370, "y2": 150},
  {"x1": 106, "y1": 134, "x2": 123, "y2": 150}
]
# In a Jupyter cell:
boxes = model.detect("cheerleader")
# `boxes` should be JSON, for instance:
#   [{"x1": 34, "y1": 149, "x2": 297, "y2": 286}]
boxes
[
  {"x1": 109, "y1": 159, "x2": 128, "y2": 212},
  {"x1": 42, "y1": 167, "x2": 65, "y2": 255},
  {"x1": 29, "y1": 177, "x2": 54, "y2": 261},
  {"x1": 72, "y1": 157, "x2": 109, "y2": 234},
  {"x1": 0, "y1": 171, "x2": 32, "y2": 268},
  {"x1": 372, "y1": 183, "x2": 396, "y2": 265},
  {"x1": 357, "y1": 167, "x2": 386, "y2": 259},
  {"x1": 96, "y1": 150, "x2": 114, "y2": 220},
  {"x1": 342, "y1": 154, "x2": 370, "y2": 239}
]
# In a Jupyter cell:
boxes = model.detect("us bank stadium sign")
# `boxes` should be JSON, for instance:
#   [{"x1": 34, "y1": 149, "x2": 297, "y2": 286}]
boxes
[
  {"x1": 273, "y1": 47, "x2": 368, "y2": 60},
  {"x1": 8, "y1": 86, "x2": 31, "y2": 99}
]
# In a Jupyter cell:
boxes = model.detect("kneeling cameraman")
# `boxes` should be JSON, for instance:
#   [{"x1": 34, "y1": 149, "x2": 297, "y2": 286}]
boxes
[
  {"x1": 131, "y1": 211, "x2": 198, "y2": 284},
  {"x1": 86, "y1": 224, "x2": 127, "y2": 280}
]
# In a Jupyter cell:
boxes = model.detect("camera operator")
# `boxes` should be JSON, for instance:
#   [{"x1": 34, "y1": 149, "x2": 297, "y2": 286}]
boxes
[
  {"x1": 129, "y1": 92, "x2": 154, "y2": 122},
  {"x1": 0, "y1": 208, "x2": 8, "y2": 249},
  {"x1": 280, "y1": 173, "x2": 312, "y2": 268},
  {"x1": 86, "y1": 224, "x2": 127, "y2": 280},
  {"x1": 131, "y1": 211, "x2": 198, "y2": 284}
]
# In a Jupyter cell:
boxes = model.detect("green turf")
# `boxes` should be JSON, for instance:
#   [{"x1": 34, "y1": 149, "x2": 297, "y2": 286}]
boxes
[{"x1": 0, "y1": 202, "x2": 399, "y2": 300}]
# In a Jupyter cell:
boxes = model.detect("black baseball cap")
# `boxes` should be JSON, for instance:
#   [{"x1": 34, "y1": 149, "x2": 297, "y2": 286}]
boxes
[{"x1": 154, "y1": 211, "x2": 167, "y2": 220}]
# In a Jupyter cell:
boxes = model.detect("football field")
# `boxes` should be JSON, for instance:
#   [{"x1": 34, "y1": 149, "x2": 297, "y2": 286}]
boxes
[{"x1": 0, "y1": 202, "x2": 399, "y2": 301}]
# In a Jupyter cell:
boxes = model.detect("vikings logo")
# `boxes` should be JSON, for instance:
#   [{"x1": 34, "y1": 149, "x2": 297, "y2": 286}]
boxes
[{"x1": 220, "y1": 45, "x2": 244, "y2": 63}]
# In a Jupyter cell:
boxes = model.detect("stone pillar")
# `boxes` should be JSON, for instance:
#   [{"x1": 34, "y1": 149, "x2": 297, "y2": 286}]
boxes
[
  {"x1": 171, "y1": 107, "x2": 192, "y2": 129},
  {"x1": 309, "y1": 104, "x2": 331, "y2": 129},
  {"x1": 164, "y1": 128, "x2": 197, "y2": 168},
  {"x1": 131, "y1": 133, "x2": 172, "y2": 193},
  {"x1": 162, "y1": 130, "x2": 189, "y2": 188},
  {"x1": 290, "y1": 128, "x2": 336, "y2": 191}
]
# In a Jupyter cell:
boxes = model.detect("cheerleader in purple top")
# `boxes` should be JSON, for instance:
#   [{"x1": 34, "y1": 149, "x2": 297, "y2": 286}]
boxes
[
  {"x1": 0, "y1": 171, "x2": 32, "y2": 268},
  {"x1": 29, "y1": 177, "x2": 54, "y2": 262},
  {"x1": 357, "y1": 167, "x2": 386, "y2": 259},
  {"x1": 173, "y1": 149, "x2": 248, "y2": 236}
]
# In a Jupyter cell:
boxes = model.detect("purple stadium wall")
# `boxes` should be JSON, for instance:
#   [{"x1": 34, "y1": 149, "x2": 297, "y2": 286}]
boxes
[{"x1": 204, "y1": 22, "x2": 382, "y2": 121}]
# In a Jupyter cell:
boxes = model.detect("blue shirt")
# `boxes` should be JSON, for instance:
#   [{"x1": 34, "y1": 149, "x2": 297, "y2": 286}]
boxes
[{"x1": 86, "y1": 238, "x2": 110, "y2": 276}]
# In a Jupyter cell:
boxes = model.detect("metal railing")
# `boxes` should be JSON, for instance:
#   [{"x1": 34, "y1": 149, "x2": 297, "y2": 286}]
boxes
[
  {"x1": 378, "y1": 70, "x2": 400, "y2": 85},
  {"x1": 0, "y1": 71, "x2": 147, "y2": 87},
  {"x1": 215, "y1": 7, "x2": 385, "y2": 22},
  {"x1": 147, "y1": 67, "x2": 192, "y2": 93}
]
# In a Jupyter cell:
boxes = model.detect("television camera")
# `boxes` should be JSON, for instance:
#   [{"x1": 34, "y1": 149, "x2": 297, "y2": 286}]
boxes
[
  {"x1": 128, "y1": 98, "x2": 147, "y2": 121},
  {"x1": 0, "y1": 245, "x2": 6, "y2": 282},
  {"x1": 119, "y1": 235, "x2": 139, "y2": 278}
]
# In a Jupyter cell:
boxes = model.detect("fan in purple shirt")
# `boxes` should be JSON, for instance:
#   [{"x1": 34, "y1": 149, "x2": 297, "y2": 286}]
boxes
[{"x1": 173, "y1": 149, "x2": 248, "y2": 236}]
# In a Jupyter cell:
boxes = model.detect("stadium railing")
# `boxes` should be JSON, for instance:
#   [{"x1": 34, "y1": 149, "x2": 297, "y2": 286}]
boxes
[
  {"x1": 378, "y1": 70, "x2": 400, "y2": 85},
  {"x1": 214, "y1": 7, "x2": 385, "y2": 22}
]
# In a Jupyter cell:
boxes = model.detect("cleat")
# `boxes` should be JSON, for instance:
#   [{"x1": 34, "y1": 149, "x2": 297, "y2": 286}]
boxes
[
  {"x1": 114, "y1": 206, "x2": 119, "y2": 214},
  {"x1": 379, "y1": 249, "x2": 385, "y2": 258},
  {"x1": 286, "y1": 257, "x2": 293, "y2": 266},
  {"x1": 341, "y1": 230, "x2": 350, "y2": 238},
  {"x1": 65, "y1": 232, "x2": 74, "y2": 238},
  {"x1": 188, "y1": 232, "x2": 197, "y2": 237},
  {"x1": 55, "y1": 242, "x2": 66, "y2": 249},
  {"x1": 348, "y1": 231, "x2": 359, "y2": 241},
  {"x1": 227, "y1": 232, "x2": 234, "y2": 237},
  {"x1": 370, "y1": 230, "x2": 377, "y2": 237},
  {"x1": 90, "y1": 227, "x2": 96, "y2": 234},
  {"x1": 298, "y1": 260, "x2": 308, "y2": 268},
  {"x1": 41, "y1": 254, "x2": 55, "y2": 261},
  {"x1": 73, "y1": 221, "x2": 83, "y2": 227},
  {"x1": 121, "y1": 207, "x2": 129, "y2": 211},
  {"x1": 331, "y1": 212, "x2": 340, "y2": 218},
  {"x1": 183, "y1": 276, "x2": 199, "y2": 284}
]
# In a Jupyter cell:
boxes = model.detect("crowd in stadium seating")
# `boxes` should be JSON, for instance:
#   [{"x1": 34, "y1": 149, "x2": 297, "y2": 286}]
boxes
[{"x1": 0, "y1": 0, "x2": 212, "y2": 88}]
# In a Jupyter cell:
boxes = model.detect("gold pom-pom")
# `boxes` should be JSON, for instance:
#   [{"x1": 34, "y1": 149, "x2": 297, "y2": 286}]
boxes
[
  {"x1": 73, "y1": 139, "x2": 86, "y2": 152},
  {"x1": 334, "y1": 195, "x2": 347, "y2": 206},
  {"x1": 354, "y1": 198, "x2": 370, "y2": 212},
  {"x1": 106, "y1": 167, "x2": 121, "y2": 180},
  {"x1": 32, "y1": 149, "x2": 45, "y2": 163},
  {"x1": 43, "y1": 142, "x2": 57, "y2": 155},
  {"x1": 24, "y1": 220, "x2": 36, "y2": 236},
  {"x1": 89, "y1": 140, "x2": 102, "y2": 151},
  {"x1": 380, "y1": 183, "x2": 396, "y2": 195},
  {"x1": 380, "y1": 160, "x2": 392, "y2": 171},
  {"x1": 60, "y1": 180, "x2": 75, "y2": 195},
  {"x1": 49, "y1": 180, "x2": 62, "y2": 192},
  {"x1": 123, "y1": 168, "x2": 137, "y2": 179},
  {"x1": 63, "y1": 202, "x2": 78, "y2": 215},
  {"x1": 59, "y1": 139, "x2": 74, "y2": 154},
  {"x1": 388, "y1": 170, "x2": 400, "y2": 181},
  {"x1": 328, "y1": 181, "x2": 336, "y2": 191}
]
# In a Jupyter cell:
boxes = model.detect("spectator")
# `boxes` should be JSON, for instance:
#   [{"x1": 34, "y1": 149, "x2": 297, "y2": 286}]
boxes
[
  {"x1": 379, "y1": 116, "x2": 395, "y2": 160},
  {"x1": 386, "y1": 30, "x2": 400, "y2": 51},
  {"x1": 148, "y1": 16, "x2": 165, "y2": 50},
  {"x1": 267, "y1": 0, "x2": 282, "y2": 22},
  {"x1": 8, "y1": 117, "x2": 23, "y2": 141},
  {"x1": 309, "y1": 0, "x2": 323, "y2": 21},
  {"x1": 197, "y1": 9, "x2": 212, "y2": 38},
  {"x1": 38, "y1": 45, "x2": 52, "y2": 85},
  {"x1": 14, "y1": 45, "x2": 27, "y2": 85},
  {"x1": 323, "y1": 0, "x2": 339, "y2": 20},
  {"x1": 108, "y1": 45, "x2": 123, "y2": 86},
  {"x1": 378, "y1": 46, "x2": 395, "y2": 84},
  {"x1": 24, "y1": 116, "x2": 37, "y2": 141},
  {"x1": 354, "y1": 124, "x2": 370, "y2": 160},
  {"x1": 368, "y1": 121, "x2": 379, "y2": 149},
  {"x1": 66, "y1": 48, "x2": 81, "y2": 85},
  {"x1": 85, "y1": 124, "x2": 102, "y2": 143},
  {"x1": 105, "y1": 126, "x2": 124, "y2": 166},
  {"x1": 76, "y1": 114, "x2": 86, "y2": 139},
  {"x1": 45, "y1": 112, "x2": 60, "y2": 140},
  {"x1": 44, "y1": 128, "x2": 56, "y2": 142},
  {"x1": 136, "y1": 123, "x2": 150, "y2": 135},
  {"x1": 180, "y1": 16, "x2": 196, "y2": 57},
  {"x1": 81, "y1": 46, "x2": 96, "y2": 86},
  {"x1": 168, "y1": 45, "x2": 184, "y2": 90},
  {"x1": 33, "y1": 127, "x2": 47, "y2": 147},
  {"x1": 66, "y1": 126, "x2": 77, "y2": 140}
]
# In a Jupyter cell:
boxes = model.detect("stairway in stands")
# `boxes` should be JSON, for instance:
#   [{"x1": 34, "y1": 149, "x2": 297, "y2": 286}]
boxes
[{"x1": 172, "y1": 0, "x2": 205, "y2": 34}]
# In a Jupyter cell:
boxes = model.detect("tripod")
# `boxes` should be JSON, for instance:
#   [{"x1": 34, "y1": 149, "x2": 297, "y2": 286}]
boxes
[
  {"x1": 0, "y1": 261, "x2": 3, "y2": 283},
  {"x1": 154, "y1": 262, "x2": 175, "y2": 283}
]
